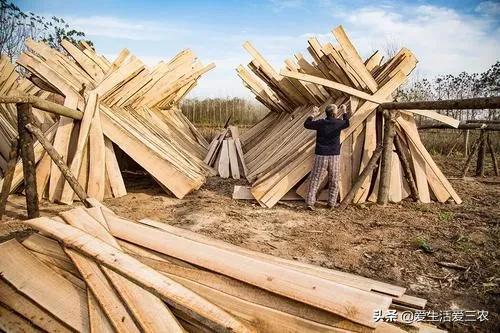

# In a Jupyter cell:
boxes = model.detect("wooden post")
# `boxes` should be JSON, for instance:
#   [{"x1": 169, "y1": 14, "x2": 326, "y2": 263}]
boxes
[
  {"x1": 338, "y1": 145, "x2": 383, "y2": 210},
  {"x1": 393, "y1": 134, "x2": 419, "y2": 201},
  {"x1": 25, "y1": 124, "x2": 91, "y2": 208},
  {"x1": 17, "y1": 103, "x2": 39, "y2": 218},
  {"x1": 476, "y1": 131, "x2": 486, "y2": 177},
  {"x1": 461, "y1": 132, "x2": 483, "y2": 178},
  {"x1": 0, "y1": 139, "x2": 19, "y2": 219},
  {"x1": 464, "y1": 130, "x2": 469, "y2": 157},
  {"x1": 377, "y1": 110, "x2": 395, "y2": 205},
  {"x1": 487, "y1": 134, "x2": 499, "y2": 176}
]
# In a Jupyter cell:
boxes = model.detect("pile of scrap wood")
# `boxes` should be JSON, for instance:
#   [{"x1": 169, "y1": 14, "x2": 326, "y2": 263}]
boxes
[
  {"x1": 0, "y1": 203, "x2": 446, "y2": 333},
  {"x1": 236, "y1": 25, "x2": 462, "y2": 208},
  {"x1": 204, "y1": 125, "x2": 247, "y2": 179},
  {"x1": 0, "y1": 38, "x2": 214, "y2": 203}
]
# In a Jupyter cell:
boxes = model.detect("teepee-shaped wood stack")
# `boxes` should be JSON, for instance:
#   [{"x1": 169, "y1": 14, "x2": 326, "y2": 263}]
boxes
[{"x1": 237, "y1": 25, "x2": 461, "y2": 208}]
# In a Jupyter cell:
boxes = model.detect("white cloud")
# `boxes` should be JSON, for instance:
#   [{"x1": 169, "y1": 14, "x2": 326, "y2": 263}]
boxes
[
  {"x1": 338, "y1": 5, "x2": 500, "y2": 77},
  {"x1": 66, "y1": 16, "x2": 187, "y2": 41}
]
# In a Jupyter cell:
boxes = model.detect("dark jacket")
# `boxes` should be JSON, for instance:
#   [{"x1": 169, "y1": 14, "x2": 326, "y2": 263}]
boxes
[{"x1": 304, "y1": 113, "x2": 350, "y2": 155}]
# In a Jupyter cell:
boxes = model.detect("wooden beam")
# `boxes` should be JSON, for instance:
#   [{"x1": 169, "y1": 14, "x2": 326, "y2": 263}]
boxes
[
  {"x1": 381, "y1": 96, "x2": 500, "y2": 110},
  {"x1": 280, "y1": 69, "x2": 386, "y2": 104},
  {"x1": 419, "y1": 123, "x2": 500, "y2": 131},
  {"x1": 17, "y1": 103, "x2": 39, "y2": 218},
  {"x1": 394, "y1": 134, "x2": 419, "y2": 201},
  {"x1": 0, "y1": 95, "x2": 82, "y2": 120}
]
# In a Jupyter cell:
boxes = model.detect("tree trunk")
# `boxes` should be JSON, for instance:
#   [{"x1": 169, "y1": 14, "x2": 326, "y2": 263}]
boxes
[
  {"x1": 17, "y1": 103, "x2": 39, "y2": 218},
  {"x1": 475, "y1": 131, "x2": 486, "y2": 177},
  {"x1": 487, "y1": 134, "x2": 499, "y2": 176},
  {"x1": 377, "y1": 110, "x2": 395, "y2": 205},
  {"x1": 393, "y1": 134, "x2": 419, "y2": 201}
]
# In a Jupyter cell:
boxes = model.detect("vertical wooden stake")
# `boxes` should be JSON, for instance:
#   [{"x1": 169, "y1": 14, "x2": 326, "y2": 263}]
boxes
[
  {"x1": 378, "y1": 110, "x2": 396, "y2": 205},
  {"x1": 461, "y1": 131, "x2": 483, "y2": 178},
  {"x1": 17, "y1": 103, "x2": 39, "y2": 218},
  {"x1": 475, "y1": 130, "x2": 486, "y2": 177},
  {"x1": 464, "y1": 130, "x2": 469, "y2": 156},
  {"x1": 0, "y1": 139, "x2": 19, "y2": 219},
  {"x1": 487, "y1": 134, "x2": 499, "y2": 176},
  {"x1": 394, "y1": 134, "x2": 419, "y2": 201}
]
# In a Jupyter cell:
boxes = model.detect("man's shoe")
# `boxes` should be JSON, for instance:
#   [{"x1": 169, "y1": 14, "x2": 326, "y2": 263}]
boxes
[
  {"x1": 306, "y1": 205, "x2": 315, "y2": 211},
  {"x1": 327, "y1": 203, "x2": 337, "y2": 209}
]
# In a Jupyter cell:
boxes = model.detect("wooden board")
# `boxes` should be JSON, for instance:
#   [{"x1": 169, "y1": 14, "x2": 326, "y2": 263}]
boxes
[
  {"x1": 218, "y1": 140, "x2": 230, "y2": 179},
  {"x1": 87, "y1": 107, "x2": 106, "y2": 200},
  {"x1": 103, "y1": 213, "x2": 392, "y2": 328},
  {"x1": 0, "y1": 239, "x2": 89, "y2": 333},
  {"x1": 227, "y1": 138, "x2": 240, "y2": 179}
]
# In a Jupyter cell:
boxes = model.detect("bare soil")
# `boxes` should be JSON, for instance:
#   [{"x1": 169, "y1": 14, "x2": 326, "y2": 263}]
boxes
[{"x1": 1, "y1": 157, "x2": 498, "y2": 333}]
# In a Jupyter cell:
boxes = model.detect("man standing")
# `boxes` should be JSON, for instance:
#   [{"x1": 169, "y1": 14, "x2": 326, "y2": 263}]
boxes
[{"x1": 304, "y1": 104, "x2": 350, "y2": 210}]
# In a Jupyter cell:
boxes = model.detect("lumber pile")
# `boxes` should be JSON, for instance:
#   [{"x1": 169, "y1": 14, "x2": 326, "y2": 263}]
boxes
[
  {"x1": 0, "y1": 38, "x2": 214, "y2": 203},
  {"x1": 0, "y1": 203, "x2": 446, "y2": 332},
  {"x1": 204, "y1": 125, "x2": 247, "y2": 179},
  {"x1": 237, "y1": 25, "x2": 461, "y2": 208}
]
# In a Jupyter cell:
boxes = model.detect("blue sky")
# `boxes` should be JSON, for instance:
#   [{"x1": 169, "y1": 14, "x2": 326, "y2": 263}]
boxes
[{"x1": 16, "y1": 0, "x2": 500, "y2": 97}]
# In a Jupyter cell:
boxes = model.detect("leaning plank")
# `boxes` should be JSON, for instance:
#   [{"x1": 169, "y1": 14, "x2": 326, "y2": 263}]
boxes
[
  {"x1": 23, "y1": 217, "x2": 252, "y2": 333},
  {"x1": 104, "y1": 213, "x2": 391, "y2": 328},
  {"x1": 0, "y1": 280, "x2": 73, "y2": 333},
  {"x1": 48, "y1": 96, "x2": 78, "y2": 202},
  {"x1": 60, "y1": 92, "x2": 98, "y2": 204},
  {"x1": 401, "y1": 110, "x2": 459, "y2": 128},
  {"x1": 103, "y1": 137, "x2": 127, "y2": 197},
  {"x1": 227, "y1": 139, "x2": 240, "y2": 179},
  {"x1": 218, "y1": 140, "x2": 230, "y2": 179},
  {"x1": 0, "y1": 240, "x2": 89, "y2": 333},
  {"x1": 87, "y1": 107, "x2": 106, "y2": 200}
]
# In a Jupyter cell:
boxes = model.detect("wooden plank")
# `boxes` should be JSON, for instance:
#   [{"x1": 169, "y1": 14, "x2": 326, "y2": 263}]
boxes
[
  {"x1": 48, "y1": 96, "x2": 78, "y2": 202},
  {"x1": 0, "y1": 303, "x2": 43, "y2": 333},
  {"x1": 0, "y1": 280, "x2": 73, "y2": 333},
  {"x1": 103, "y1": 213, "x2": 392, "y2": 328},
  {"x1": 397, "y1": 114, "x2": 460, "y2": 203},
  {"x1": 227, "y1": 138, "x2": 240, "y2": 179},
  {"x1": 87, "y1": 107, "x2": 106, "y2": 200},
  {"x1": 60, "y1": 208, "x2": 184, "y2": 333},
  {"x1": 65, "y1": 249, "x2": 141, "y2": 333},
  {"x1": 281, "y1": 69, "x2": 385, "y2": 104},
  {"x1": 402, "y1": 110, "x2": 459, "y2": 128},
  {"x1": 137, "y1": 217, "x2": 406, "y2": 298},
  {"x1": 100, "y1": 110, "x2": 197, "y2": 199},
  {"x1": 103, "y1": 137, "x2": 126, "y2": 198},
  {"x1": 88, "y1": 292, "x2": 114, "y2": 333},
  {"x1": 0, "y1": 240, "x2": 89, "y2": 332},
  {"x1": 35, "y1": 152, "x2": 51, "y2": 200},
  {"x1": 218, "y1": 140, "x2": 230, "y2": 179},
  {"x1": 24, "y1": 217, "x2": 252, "y2": 333},
  {"x1": 60, "y1": 92, "x2": 98, "y2": 204},
  {"x1": 332, "y1": 26, "x2": 378, "y2": 93}
]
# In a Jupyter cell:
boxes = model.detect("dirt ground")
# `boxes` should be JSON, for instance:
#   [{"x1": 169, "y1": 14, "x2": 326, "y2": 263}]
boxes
[{"x1": 0, "y1": 156, "x2": 498, "y2": 333}]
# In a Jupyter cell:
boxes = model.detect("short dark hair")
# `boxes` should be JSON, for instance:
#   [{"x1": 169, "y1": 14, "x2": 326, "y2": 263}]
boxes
[{"x1": 325, "y1": 105, "x2": 336, "y2": 117}]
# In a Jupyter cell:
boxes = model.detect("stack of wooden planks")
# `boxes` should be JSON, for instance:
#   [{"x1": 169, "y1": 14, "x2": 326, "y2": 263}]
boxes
[
  {"x1": 0, "y1": 55, "x2": 57, "y2": 177},
  {"x1": 0, "y1": 202, "x2": 446, "y2": 333},
  {"x1": 237, "y1": 25, "x2": 462, "y2": 208},
  {"x1": 204, "y1": 125, "x2": 247, "y2": 179},
  {"x1": 0, "y1": 38, "x2": 214, "y2": 203}
]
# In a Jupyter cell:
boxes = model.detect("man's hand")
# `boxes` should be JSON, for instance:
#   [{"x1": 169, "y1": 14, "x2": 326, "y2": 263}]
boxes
[{"x1": 311, "y1": 106, "x2": 321, "y2": 118}]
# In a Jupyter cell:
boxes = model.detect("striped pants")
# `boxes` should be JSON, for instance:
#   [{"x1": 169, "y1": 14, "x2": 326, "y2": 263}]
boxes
[{"x1": 306, "y1": 155, "x2": 340, "y2": 207}]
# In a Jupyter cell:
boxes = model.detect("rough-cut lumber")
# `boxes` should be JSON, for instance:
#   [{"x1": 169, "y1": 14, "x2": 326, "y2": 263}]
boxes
[
  {"x1": 103, "y1": 212, "x2": 392, "y2": 328},
  {"x1": 25, "y1": 124, "x2": 90, "y2": 207},
  {"x1": 23, "y1": 217, "x2": 253, "y2": 333},
  {"x1": 0, "y1": 240, "x2": 89, "y2": 332},
  {"x1": 0, "y1": 303, "x2": 43, "y2": 333},
  {"x1": 0, "y1": 139, "x2": 17, "y2": 218}
]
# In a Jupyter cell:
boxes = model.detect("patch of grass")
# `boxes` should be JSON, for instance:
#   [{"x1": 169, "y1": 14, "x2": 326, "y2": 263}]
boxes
[
  {"x1": 414, "y1": 236, "x2": 434, "y2": 253},
  {"x1": 438, "y1": 211, "x2": 454, "y2": 222},
  {"x1": 454, "y1": 234, "x2": 473, "y2": 253}
]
